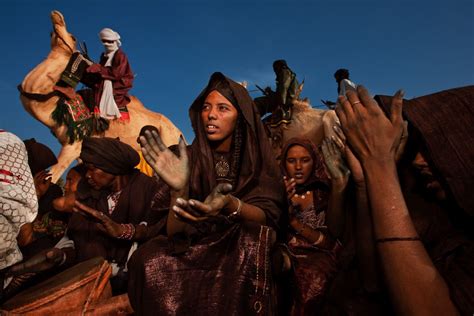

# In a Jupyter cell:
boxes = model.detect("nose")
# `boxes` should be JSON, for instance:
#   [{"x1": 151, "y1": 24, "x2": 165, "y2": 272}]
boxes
[
  {"x1": 295, "y1": 161, "x2": 302, "y2": 170},
  {"x1": 85, "y1": 170, "x2": 92, "y2": 179},
  {"x1": 207, "y1": 106, "x2": 217, "y2": 120}
]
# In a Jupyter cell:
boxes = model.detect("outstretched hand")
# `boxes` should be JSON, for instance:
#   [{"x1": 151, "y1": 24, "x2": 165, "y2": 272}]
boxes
[
  {"x1": 332, "y1": 124, "x2": 365, "y2": 185},
  {"x1": 140, "y1": 131, "x2": 189, "y2": 192},
  {"x1": 73, "y1": 201, "x2": 124, "y2": 238},
  {"x1": 172, "y1": 183, "x2": 233, "y2": 222},
  {"x1": 6, "y1": 248, "x2": 64, "y2": 276},
  {"x1": 321, "y1": 137, "x2": 350, "y2": 184},
  {"x1": 335, "y1": 86, "x2": 404, "y2": 164}
]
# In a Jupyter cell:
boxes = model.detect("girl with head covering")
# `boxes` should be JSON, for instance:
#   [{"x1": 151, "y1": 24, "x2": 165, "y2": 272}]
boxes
[
  {"x1": 128, "y1": 72, "x2": 285, "y2": 315},
  {"x1": 84, "y1": 27, "x2": 134, "y2": 120},
  {"x1": 280, "y1": 137, "x2": 349, "y2": 314}
]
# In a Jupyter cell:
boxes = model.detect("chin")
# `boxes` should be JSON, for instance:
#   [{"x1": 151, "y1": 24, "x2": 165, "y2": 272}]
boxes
[{"x1": 294, "y1": 178, "x2": 307, "y2": 185}]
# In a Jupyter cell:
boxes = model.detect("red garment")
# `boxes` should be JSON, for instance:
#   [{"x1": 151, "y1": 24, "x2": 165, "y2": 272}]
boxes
[{"x1": 86, "y1": 48, "x2": 134, "y2": 109}]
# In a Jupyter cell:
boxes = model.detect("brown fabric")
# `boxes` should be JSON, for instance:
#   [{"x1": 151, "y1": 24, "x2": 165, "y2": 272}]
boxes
[
  {"x1": 128, "y1": 72, "x2": 285, "y2": 315},
  {"x1": 84, "y1": 48, "x2": 134, "y2": 108},
  {"x1": 23, "y1": 138, "x2": 57, "y2": 175},
  {"x1": 1, "y1": 257, "x2": 112, "y2": 314},
  {"x1": 280, "y1": 138, "x2": 339, "y2": 315},
  {"x1": 188, "y1": 72, "x2": 284, "y2": 228},
  {"x1": 128, "y1": 223, "x2": 275, "y2": 316},
  {"x1": 80, "y1": 137, "x2": 139, "y2": 175},
  {"x1": 68, "y1": 171, "x2": 162, "y2": 266},
  {"x1": 375, "y1": 85, "x2": 474, "y2": 216}
]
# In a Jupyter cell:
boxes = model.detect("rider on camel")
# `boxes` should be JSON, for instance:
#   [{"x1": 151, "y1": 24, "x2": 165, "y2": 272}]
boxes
[{"x1": 84, "y1": 28, "x2": 134, "y2": 121}]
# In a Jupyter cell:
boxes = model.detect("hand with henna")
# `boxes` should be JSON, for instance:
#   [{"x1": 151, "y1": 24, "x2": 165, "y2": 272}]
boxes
[
  {"x1": 140, "y1": 131, "x2": 189, "y2": 193},
  {"x1": 172, "y1": 183, "x2": 234, "y2": 222},
  {"x1": 73, "y1": 201, "x2": 125, "y2": 238}
]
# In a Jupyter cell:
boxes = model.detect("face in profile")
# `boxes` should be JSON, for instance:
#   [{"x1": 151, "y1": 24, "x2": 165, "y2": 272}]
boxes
[
  {"x1": 84, "y1": 164, "x2": 115, "y2": 191},
  {"x1": 201, "y1": 90, "x2": 239, "y2": 145},
  {"x1": 285, "y1": 145, "x2": 314, "y2": 185},
  {"x1": 411, "y1": 151, "x2": 446, "y2": 201},
  {"x1": 65, "y1": 169, "x2": 82, "y2": 194}
]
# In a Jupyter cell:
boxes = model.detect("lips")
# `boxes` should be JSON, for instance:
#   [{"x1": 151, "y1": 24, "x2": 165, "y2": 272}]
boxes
[
  {"x1": 294, "y1": 173, "x2": 304, "y2": 179},
  {"x1": 205, "y1": 124, "x2": 219, "y2": 134}
]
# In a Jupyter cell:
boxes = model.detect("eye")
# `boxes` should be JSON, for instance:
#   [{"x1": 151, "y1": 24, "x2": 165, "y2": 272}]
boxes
[{"x1": 202, "y1": 104, "x2": 210, "y2": 111}]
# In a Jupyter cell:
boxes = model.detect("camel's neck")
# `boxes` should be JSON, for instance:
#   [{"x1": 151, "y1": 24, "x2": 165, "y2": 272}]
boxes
[{"x1": 21, "y1": 49, "x2": 71, "y2": 127}]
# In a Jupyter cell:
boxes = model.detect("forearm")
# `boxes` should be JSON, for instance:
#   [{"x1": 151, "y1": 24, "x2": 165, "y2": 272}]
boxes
[
  {"x1": 354, "y1": 183, "x2": 380, "y2": 293},
  {"x1": 289, "y1": 218, "x2": 327, "y2": 246},
  {"x1": 227, "y1": 196, "x2": 266, "y2": 224},
  {"x1": 166, "y1": 189, "x2": 190, "y2": 236},
  {"x1": 326, "y1": 181, "x2": 347, "y2": 238},
  {"x1": 364, "y1": 159, "x2": 458, "y2": 315}
]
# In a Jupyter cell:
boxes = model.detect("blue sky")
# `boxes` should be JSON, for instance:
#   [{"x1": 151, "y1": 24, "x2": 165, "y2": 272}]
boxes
[{"x1": 1, "y1": 0, "x2": 473, "y2": 159}]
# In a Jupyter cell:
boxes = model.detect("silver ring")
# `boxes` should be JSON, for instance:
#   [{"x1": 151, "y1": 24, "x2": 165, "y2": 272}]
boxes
[{"x1": 352, "y1": 101, "x2": 362, "y2": 105}]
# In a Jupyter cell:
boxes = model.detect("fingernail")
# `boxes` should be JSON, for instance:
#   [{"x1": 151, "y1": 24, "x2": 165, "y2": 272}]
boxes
[{"x1": 189, "y1": 200, "x2": 195, "y2": 206}]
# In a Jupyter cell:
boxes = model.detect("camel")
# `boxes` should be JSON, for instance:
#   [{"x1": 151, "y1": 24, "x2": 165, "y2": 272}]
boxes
[
  {"x1": 19, "y1": 11, "x2": 183, "y2": 183},
  {"x1": 263, "y1": 99, "x2": 339, "y2": 159}
]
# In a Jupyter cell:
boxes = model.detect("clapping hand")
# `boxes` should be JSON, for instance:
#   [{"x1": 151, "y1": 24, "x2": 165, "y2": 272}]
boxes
[
  {"x1": 335, "y1": 86, "x2": 404, "y2": 164},
  {"x1": 140, "y1": 131, "x2": 189, "y2": 192},
  {"x1": 172, "y1": 183, "x2": 233, "y2": 222}
]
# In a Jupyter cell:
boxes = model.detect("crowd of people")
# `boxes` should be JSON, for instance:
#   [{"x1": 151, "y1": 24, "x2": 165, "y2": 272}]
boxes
[{"x1": 1, "y1": 68, "x2": 473, "y2": 315}]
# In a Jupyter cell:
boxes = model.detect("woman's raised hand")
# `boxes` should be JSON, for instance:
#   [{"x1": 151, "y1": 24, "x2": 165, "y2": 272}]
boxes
[
  {"x1": 172, "y1": 183, "x2": 233, "y2": 222},
  {"x1": 335, "y1": 86, "x2": 404, "y2": 164},
  {"x1": 321, "y1": 137, "x2": 350, "y2": 190},
  {"x1": 140, "y1": 130, "x2": 189, "y2": 192}
]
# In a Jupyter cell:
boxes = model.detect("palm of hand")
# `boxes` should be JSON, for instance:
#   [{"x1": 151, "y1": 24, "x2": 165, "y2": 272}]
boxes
[
  {"x1": 201, "y1": 191, "x2": 228, "y2": 216},
  {"x1": 321, "y1": 138, "x2": 350, "y2": 180},
  {"x1": 152, "y1": 149, "x2": 189, "y2": 191},
  {"x1": 140, "y1": 131, "x2": 189, "y2": 191},
  {"x1": 201, "y1": 183, "x2": 233, "y2": 216}
]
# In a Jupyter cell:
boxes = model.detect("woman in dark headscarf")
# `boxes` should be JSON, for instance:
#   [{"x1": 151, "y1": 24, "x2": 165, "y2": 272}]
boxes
[
  {"x1": 128, "y1": 72, "x2": 285, "y2": 315},
  {"x1": 67, "y1": 137, "x2": 169, "y2": 293},
  {"x1": 280, "y1": 137, "x2": 348, "y2": 315}
]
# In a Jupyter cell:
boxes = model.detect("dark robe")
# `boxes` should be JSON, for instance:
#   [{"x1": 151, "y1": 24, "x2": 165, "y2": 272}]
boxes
[
  {"x1": 280, "y1": 138, "x2": 341, "y2": 315},
  {"x1": 68, "y1": 171, "x2": 162, "y2": 266},
  {"x1": 325, "y1": 86, "x2": 474, "y2": 314},
  {"x1": 128, "y1": 72, "x2": 285, "y2": 315},
  {"x1": 85, "y1": 48, "x2": 134, "y2": 109}
]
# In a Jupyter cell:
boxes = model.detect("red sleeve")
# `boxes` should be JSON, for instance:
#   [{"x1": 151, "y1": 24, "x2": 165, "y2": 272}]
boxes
[{"x1": 99, "y1": 50, "x2": 131, "y2": 81}]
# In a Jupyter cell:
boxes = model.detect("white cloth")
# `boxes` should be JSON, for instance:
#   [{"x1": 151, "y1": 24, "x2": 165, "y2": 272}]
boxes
[
  {"x1": 98, "y1": 49, "x2": 122, "y2": 120},
  {"x1": 339, "y1": 79, "x2": 358, "y2": 96},
  {"x1": 99, "y1": 28, "x2": 121, "y2": 47},
  {"x1": 0, "y1": 131, "x2": 38, "y2": 270}
]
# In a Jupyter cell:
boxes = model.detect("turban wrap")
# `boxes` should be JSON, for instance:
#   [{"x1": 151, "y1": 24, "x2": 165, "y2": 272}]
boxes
[
  {"x1": 23, "y1": 138, "x2": 57, "y2": 175},
  {"x1": 99, "y1": 28, "x2": 121, "y2": 47},
  {"x1": 80, "y1": 137, "x2": 139, "y2": 175}
]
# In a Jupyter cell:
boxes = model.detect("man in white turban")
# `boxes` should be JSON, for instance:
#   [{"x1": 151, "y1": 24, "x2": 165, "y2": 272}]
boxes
[{"x1": 85, "y1": 28, "x2": 134, "y2": 120}]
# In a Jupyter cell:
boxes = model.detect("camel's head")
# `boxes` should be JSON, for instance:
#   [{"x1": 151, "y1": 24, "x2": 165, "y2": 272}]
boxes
[{"x1": 50, "y1": 11, "x2": 76, "y2": 55}]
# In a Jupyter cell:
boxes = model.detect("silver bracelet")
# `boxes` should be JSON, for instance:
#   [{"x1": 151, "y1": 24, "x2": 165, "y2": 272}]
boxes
[{"x1": 228, "y1": 196, "x2": 242, "y2": 220}]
